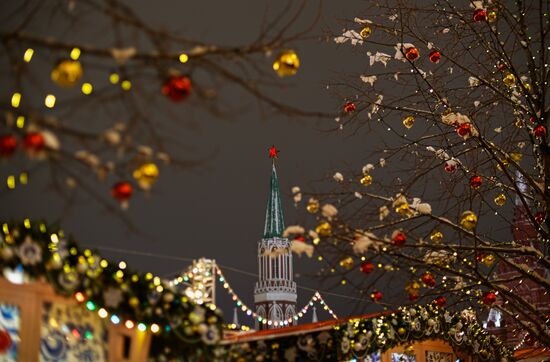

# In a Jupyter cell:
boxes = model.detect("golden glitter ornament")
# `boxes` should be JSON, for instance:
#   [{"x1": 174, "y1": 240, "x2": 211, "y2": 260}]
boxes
[
  {"x1": 483, "y1": 254, "x2": 495, "y2": 266},
  {"x1": 405, "y1": 281, "x2": 421, "y2": 294},
  {"x1": 273, "y1": 50, "x2": 300, "y2": 77},
  {"x1": 360, "y1": 26, "x2": 372, "y2": 39},
  {"x1": 487, "y1": 10, "x2": 497, "y2": 22},
  {"x1": 503, "y1": 73, "x2": 516, "y2": 87},
  {"x1": 460, "y1": 210, "x2": 478, "y2": 230},
  {"x1": 133, "y1": 162, "x2": 159, "y2": 190},
  {"x1": 404, "y1": 344, "x2": 415, "y2": 356},
  {"x1": 307, "y1": 198, "x2": 320, "y2": 213},
  {"x1": 515, "y1": 119, "x2": 524, "y2": 128},
  {"x1": 402, "y1": 115, "x2": 415, "y2": 129},
  {"x1": 51, "y1": 59, "x2": 83, "y2": 87},
  {"x1": 394, "y1": 201, "x2": 410, "y2": 216},
  {"x1": 360, "y1": 174, "x2": 373, "y2": 186},
  {"x1": 430, "y1": 231, "x2": 443, "y2": 243},
  {"x1": 316, "y1": 221, "x2": 332, "y2": 236},
  {"x1": 494, "y1": 193, "x2": 507, "y2": 206},
  {"x1": 339, "y1": 256, "x2": 354, "y2": 270}
]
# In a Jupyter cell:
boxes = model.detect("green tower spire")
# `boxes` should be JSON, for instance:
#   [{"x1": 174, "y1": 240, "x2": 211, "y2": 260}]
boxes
[{"x1": 263, "y1": 162, "x2": 285, "y2": 238}]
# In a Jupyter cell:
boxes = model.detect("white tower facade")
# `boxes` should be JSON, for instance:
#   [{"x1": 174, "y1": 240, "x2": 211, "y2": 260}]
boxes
[{"x1": 254, "y1": 162, "x2": 297, "y2": 329}]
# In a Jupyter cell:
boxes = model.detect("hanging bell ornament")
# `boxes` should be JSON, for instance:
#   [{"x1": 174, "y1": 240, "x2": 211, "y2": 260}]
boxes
[
  {"x1": 460, "y1": 210, "x2": 478, "y2": 230},
  {"x1": 428, "y1": 50, "x2": 441, "y2": 64},
  {"x1": 494, "y1": 193, "x2": 507, "y2": 206},
  {"x1": 360, "y1": 174, "x2": 373, "y2": 186},
  {"x1": 470, "y1": 175, "x2": 482, "y2": 189},
  {"x1": 339, "y1": 256, "x2": 354, "y2": 270},
  {"x1": 133, "y1": 162, "x2": 159, "y2": 190},
  {"x1": 306, "y1": 198, "x2": 320, "y2": 213},
  {"x1": 473, "y1": 8, "x2": 487, "y2": 22},
  {"x1": 360, "y1": 26, "x2": 372, "y2": 39},
  {"x1": 503, "y1": 73, "x2": 516, "y2": 87},
  {"x1": 316, "y1": 221, "x2": 331, "y2": 237},
  {"x1": 51, "y1": 59, "x2": 83, "y2": 87},
  {"x1": 430, "y1": 231, "x2": 443, "y2": 243},
  {"x1": 402, "y1": 115, "x2": 415, "y2": 129},
  {"x1": 404, "y1": 47, "x2": 419, "y2": 61},
  {"x1": 273, "y1": 50, "x2": 300, "y2": 77}
]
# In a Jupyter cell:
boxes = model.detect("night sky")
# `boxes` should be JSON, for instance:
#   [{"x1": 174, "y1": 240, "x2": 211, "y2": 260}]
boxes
[{"x1": 1, "y1": 0, "x2": 381, "y2": 324}]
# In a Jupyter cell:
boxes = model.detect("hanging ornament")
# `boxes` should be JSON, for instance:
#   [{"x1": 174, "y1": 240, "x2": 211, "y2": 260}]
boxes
[
  {"x1": 444, "y1": 159, "x2": 458, "y2": 173},
  {"x1": 469, "y1": 175, "x2": 482, "y2": 189},
  {"x1": 434, "y1": 296, "x2": 446, "y2": 307},
  {"x1": 502, "y1": 73, "x2": 516, "y2": 87},
  {"x1": 360, "y1": 174, "x2": 373, "y2": 186},
  {"x1": 343, "y1": 102, "x2": 356, "y2": 113},
  {"x1": 460, "y1": 211, "x2": 478, "y2": 230},
  {"x1": 509, "y1": 151, "x2": 522, "y2": 162},
  {"x1": 51, "y1": 59, "x2": 83, "y2": 87},
  {"x1": 133, "y1": 162, "x2": 159, "y2": 190},
  {"x1": 315, "y1": 221, "x2": 331, "y2": 237},
  {"x1": 112, "y1": 181, "x2": 133, "y2": 203},
  {"x1": 482, "y1": 291, "x2": 497, "y2": 305},
  {"x1": 456, "y1": 123, "x2": 472, "y2": 137},
  {"x1": 272, "y1": 50, "x2": 300, "y2": 77},
  {"x1": 494, "y1": 193, "x2": 507, "y2": 206},
  {"x1": 430, "y1": 231, "x2": 443, "y2": 243},
  {"x1": 405, "y1": 281, "x2": 421, "y2": 297},
  {"x1": 392, "y1": 230, "x2": 407, "y2": 246},
  {"x1": 23, "y1": 132, "x2": 45, "y2": 153},
  {"x1": 533, "y1": 125, "x2": 547, "y2": 138},
  {"x1": 482, "y1": 254, "x2": 495, "y2": 266},
  {"x1": 404, "y1": 47, "x2": 419, "y2": 61},
  {"x1": 307, "y1": 198, "x2": 320, "y2": 213},
  {"x1": 162, "y1": 75, "x2": 192, "y2": 102},
  {"x1": 420, "y1": 272, "x2": 436, "y2": 287},
  {"x1": 339, "y1": 257, "x2": 354, "y2": 270},
  {"x1": 0, "y1": 134, "x2": 17, "y2": 157},
  {"x1": 0, "y1": 329, "x2": 12, "y2": 354},
  {"x1": 473, "y1": 8, "x2": 487, "y2": 22},
  {"x1": 360, "y1": 26, "x2": 372, "y2": 39},
  {"x1": 535, "y1": 211, "x2": 545, "y2": 223},
  {"x1": 404, "y1": 344, "x2": 415, "y2": 356},
  {"x1": 360, "y1": 261, "x2": 375, "y2": 274},
  {"x1": 394, "y1": 200, "x2": 410, "y2": 215},
  {"x1": 487, "y1": 10, "x2": 497, "y2": 22},
  {"x1": 402, "y1": 115, "x2": 415, "y2": 129},
  {"x1": 428, "y1": 50, "x2": 441, "y2": 64},
  {"x1": 370, "y1": 290, "x2": 383, "y2": 302}
]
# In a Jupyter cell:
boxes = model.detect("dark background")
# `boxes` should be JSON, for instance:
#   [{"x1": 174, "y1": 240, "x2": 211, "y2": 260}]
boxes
[{"x1": 0, "y1": 0, "x2": 377, "y2": 324}]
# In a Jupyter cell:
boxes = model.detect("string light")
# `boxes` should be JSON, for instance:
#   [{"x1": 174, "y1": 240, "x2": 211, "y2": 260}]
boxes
[
  {"x1": 179, "y1": 53, "x2": 189, "y2": 63},
  {"x1": 45, "y1": 94, "x2": 56, "y2": 108},
  {"x1": 16, "y1": 116, "x2": 25, "y2": 128},
  {"x1": 23, "y1": 48, "x2": 34, "y2": 62},
  {"x1": 81, "y1": 83, "x2": 93, "y2": 95},
  {"x1": 11, "y1": 93, "x2": 21, "y2": 108}
]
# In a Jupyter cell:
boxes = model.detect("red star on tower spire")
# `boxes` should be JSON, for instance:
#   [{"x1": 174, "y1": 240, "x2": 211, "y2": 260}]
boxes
[{"x1": 268, "y1": 145, "x2": 279, "y2": 159}]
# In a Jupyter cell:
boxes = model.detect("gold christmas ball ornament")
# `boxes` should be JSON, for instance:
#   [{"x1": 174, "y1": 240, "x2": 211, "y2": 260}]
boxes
[
  {"x1": 502, "y1": 73, "x2": 516, "y2": 87},
  {"x1": 487, "y1": 10, "x2": 497, "y2": 22},
  {"x1": 133, "y1": 162, "x2": 159, "y2": 190},
  {"x1": 430, "y1": 231, "x2": 443, "y2": 243},
  {"x1": 494, "y1": 193, "x2": 507, "y2": 206},
  {"x1": 273, "y1": 50, "x2": 300, "y2": 77},
  {"x1": 339, "y1": 256, "x2": 354, "y2": 270},
  {"x1": 460, "y1": 210, "x2": 478, "y2": 230},
  {"x1": 394, "y1": 201, "x2": 410, "y2": 215},
  {"x1": 483, "y1": 253, "x2": 496, "y2": 266},
  {"x1": 404, "y1": 344, "x2": 415, "y2": 356},
  {"x1": 51, "y1": 59, "x2": 83, "y2": 87},
  {"x1": 316, "y1": 221, "x2": 332, "y2": 237},
  {"x1": 397, "y1": 327, "x2": 407, "y2": 335},
  {"x1": 306, "y1": 198, "x2": 320, "y2": 213},
  {"x1": 360, "y1": 26, "x2": 372, "y2": 39},
  {"x1": 402, "y1": 115, "x2": 415, "y2": 129},
  {"x1": 360, "y1": 174, "x2": 373, "y2": 186},
  {"x1": 405, "y1": 281, "x2": 421, "y2": 294}
]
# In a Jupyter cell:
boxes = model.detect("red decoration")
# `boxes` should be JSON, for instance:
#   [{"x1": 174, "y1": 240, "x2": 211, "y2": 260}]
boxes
[
  {"x1": 428, "y1": 51, "x2": 441, "y2": 64},
  {"x1": 405, "y1": 47, "x2": 419, "y2": 61},
  {"x1": 470, "y1": 175, "x2": 482, "y2": 189},
  {"x1": 444, "y1": 160, "x2": 457, "y2": 173},
  {"x1": 497, "y1": 62, "x2": 507, "y2": 71},
  {"x1": 535, "y1": 211, "x2": 545, "y2": 223},
  {"x1": 434, "y1": 296, "x2": 446, "y2": 307},
  {"x1": 23, "y1": 132, "x2": 45, "y2": 152},
  {"x1": 162, "y1": 75, "x2": 192, "y2": 102},
  {"x1": 473, "y1": 9, "x2": 487, "y2": 22},
  {"x1": 408, "y1": 293, "x2": 419, "y2": 301},
  {"x1": 343, "y1": 102, "x2": 356, "y2": 113},
  {"x1": 482, "y1": 291, "x2": 497, "y2": 305},
  {"x1": 0, "y1": 329, "x2": 12, "y2": 354},
  {"x1": 476, "y1": 253, "x2": 485, "y2": 262},
  {"x1": 112, "y1": 182, "x2": 133, "y2": 202},
  {"x1": 534, "y1": 125, "x2": 547, "y2": 138},
  {"x1": 360, "y1": 261, "x2": 375, "y2": 274},
  {"x1": 268, "y1": 145, "x2": 279, "y2": 159},
  {"x1": 392, "y1": 231, "x2": 407, "y2": 246},
  {"x1": 370, "y1": 290, "x2": 383, "y2": 301},
  {"x1": 0, "y1": 135, "x2": 17, "y2": 157},
  {"x1": 294, "y1": 235, "x2": 305, "y2": 242},
  {"x1": 421, "y1": 272, "x2": 436, "y2": 287},
  {"x1": 456, "y1": 123, "x2": 472, "y2": 137}
]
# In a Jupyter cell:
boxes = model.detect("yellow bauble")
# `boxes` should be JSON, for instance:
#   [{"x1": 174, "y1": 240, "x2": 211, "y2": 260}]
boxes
[
  {"x1": 523, "y1": 83, "x2": 531, "y2": 92},
  {"x1": 51, "y1": 60, "x2": 83, "y2": 87},
  {"x1": 273, "y1": 50, "x2": 300, "y2": 77},
  {"x1": 503, "y1": 73, "x2": 516, "y2": 87},
  {"x1": 307, "y1": 198, "x2": 320, "y2": 213},
  {"x1": 430, "y1": 231, "x2": 443, "y2": 243},
  {"x1": 487, "y1": 10, "x2": 497, "y2": 23},
  {"x1": 405, "y1": 281, "x2": 420, "y2": 294},
  {"x1": 316, "y1": 221, "x2": 331, "y2": 236},
  {"x1": 460, "y1": 210, "x2": 478, "y2": 230},
  {"x1": 133, "y1": 162, "x2": 159, "y2": 190},
  {"x1": 509, "y1": 152, "x2": 522, "y2": 162},
  {"x1": 404, "y1": 344, "x2": 415, "y2": 355},
  {"x1": 339, "y1": 256, "x2": 354, "y2": 269},
  {"x1": 402, "y1": 115, "x2": 415, "y2": 129},
  {"x1": 394, "y1": 201, "x2": 410, "y2": 215},
  {"x1": 483, "y1": 253, "x2": 495, "y2": 266},
  {"x1": 397, "y1": 327, "x2": 407, "y2": 335},
  {"x1": 494, "y1": 193, "x2": 507, "y2": 206},
  {"x1": 360, "y1": 174, "x2": 373, "y2": 186},
  {"x1": 360, "y1": 26, "x2": 372, "y2": 39}
]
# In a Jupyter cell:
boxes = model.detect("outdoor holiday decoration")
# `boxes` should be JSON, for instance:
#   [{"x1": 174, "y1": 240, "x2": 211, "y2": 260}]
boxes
[{"x1": 272, "y1": 50, "x2": 300, "y2": 77}]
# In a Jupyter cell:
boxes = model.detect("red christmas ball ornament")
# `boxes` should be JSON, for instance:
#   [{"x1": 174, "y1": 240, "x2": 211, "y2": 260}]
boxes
[
  {"x1": 405, "y1": 47, "x2": 419, "y2": 61},
  {"x1": 428, "y1": 50, "x2": 441, "y2": 64},
  {"x1": 470, "y1": 175, "x2": 482, "y2": 189},
  {"x1": 360, "y1": 261, "x2": 375, "y2": 274},
  {"x1": 482, "y1": 291, "x2": 497, "y2": 306},
  {"x1": 476, "y1": 253, "x2": 485, "y2": 263},
  {"x1": 370, "y1": 290, "x2": 383, "y2": 302},
  {"x1": 473, "y1": 8, "x2": 487, "y2": 22},
  {"x1": 434, "y1": 296, "x2": 446, "y2": 307},
  {"x1": 408, "y1": 293, "x2": 419, "y2": 301},
  {"x1": 444, "y1": 160, "x2": 458, "y2": 173},
  {"x1": 162, "y1": 75, "x2": 192, "y2": 102},
  {"x1": 497, "y1": 62, "x2": 507, "y2": 71},
  {"x1": 421, "y1": 272, "x2": 436, "y2": 287},
  {"x1": 112, "y1": 181, "x2": 133, "y2": 202},
  {"x1": 343, "y1": 101, "x2": 356, "y2": 113},
  {"x1": 23, "y1": 132, "x2": 45, "y2": 152},
  {"x1": 535, "y1": 211, "x2": 545, "y2": 223},
  {"x1": 456, "y1": 123, "x2": 472, "y2": 137},
  {"x1": 294, "y1": 235, "x2": 305, "y2": 242},
  {"x1": 392, "y1": 231, "x2": 407, "y2": 246},
  {"x1": 0, "y1": 329, "x2": 12, "y2": 354},
  {"x1": 533, "y1": 125, "x2": 547, "y2": 138},
  {"x1": 0, "y1": 134, "x2": 17, "y2": 157}
]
